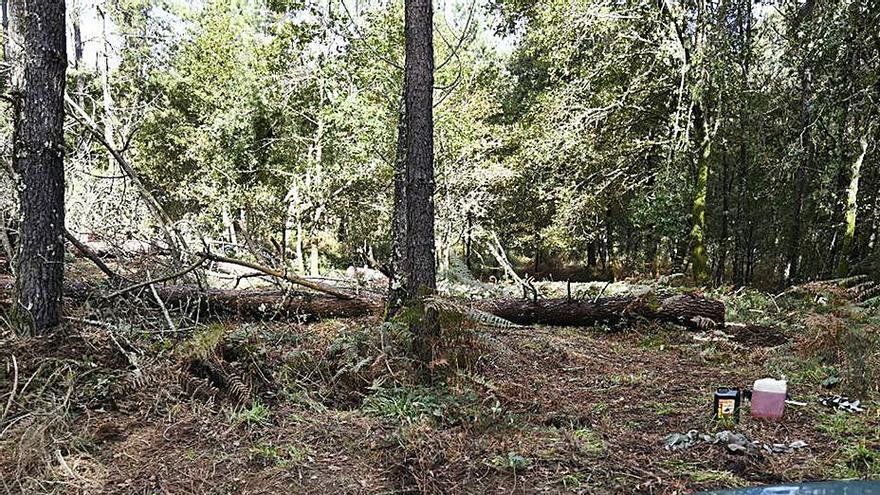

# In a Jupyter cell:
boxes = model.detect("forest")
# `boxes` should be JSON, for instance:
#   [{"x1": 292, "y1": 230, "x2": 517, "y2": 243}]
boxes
[{"x1": 0, "y1": 0, "x2": 879, "y2": 493}]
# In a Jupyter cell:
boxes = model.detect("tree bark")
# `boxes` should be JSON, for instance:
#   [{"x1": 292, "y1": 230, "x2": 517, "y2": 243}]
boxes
[
  {"x1": 785, "y1": 0, "x2": 815, "y2": 286},
  {"x1": 284, "y1": 181, "x2": 305, "y2": 273},
  {"x1": 838, "y1": 130, "x2": 869, "y2": 277},
  {"x1": 690, "y1": 100, "x2": 713, "y2": 286},
  {"x1": 8, "y1": 0, "x2": 67, "y2": 334},
  {"x1": 715, "y1": 154, "x2": 731, "y2": 285},
  {"x1": 309, "y1": 243, "x2": 319, "y2": 277},
  {"x1": 587, "y1": 241, "x2": 597, "y2": 270},
  {"x1": 1, "y1": 0, "x2": 7, "y2": 64},
  {"x1": 403, "y1": 0, "x2": 439, "y2": 368},
  {"x1": 603, "y1": 207, "x2": 613, "y2": 274},
  {"x1": 732, "y1": 0, "x2": 753, "y2": 285},
  {"x1": 464, "y1": 209, "x2": 473, "y2": 270},
  {"x1": 0, "y1": 211, "x2": 14, "y2": 274},
  {"x1": 387, "y1": 92, "x2": 407, "y2": 319},
  {"x1": 5, "y1": 279, "x2": 377, "y2": 321},
  {"x1": 98, "y1": 5, "x2": 116, "y2": 172}
]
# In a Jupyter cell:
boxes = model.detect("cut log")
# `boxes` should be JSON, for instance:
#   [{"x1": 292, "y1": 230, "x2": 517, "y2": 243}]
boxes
[{"x1": 0, "y1": 275, "x2": 723, "y2": 328}]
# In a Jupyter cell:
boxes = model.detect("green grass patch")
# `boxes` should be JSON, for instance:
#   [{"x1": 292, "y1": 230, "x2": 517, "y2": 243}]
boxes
[
  {"x1": 831, "y1": 442, "x2": 880, "y2": 479},
  {"x1": 230, "y1": 401, "x2": 272, "y2": 427},
  {"x1": 572, "y1": 428, "x2": 605, "y2": 456},
  {"x1": 817, "y1": 411, "x2": 868, "y2": 441},
  {"x1": 489, "y1": 452, "x2": 532, "y2": 474},
  {"x1": 248, "y1": 441, "x2": 313, "y2": 467},
  {"x1": 361, "y1": 385, "x2": 481, "y2": 425}
]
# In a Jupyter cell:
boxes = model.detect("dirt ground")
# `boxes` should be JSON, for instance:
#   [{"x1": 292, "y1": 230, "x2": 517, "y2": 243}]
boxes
[{"x1": 1, "y1": 278, "x2": 879, "y2": 494}]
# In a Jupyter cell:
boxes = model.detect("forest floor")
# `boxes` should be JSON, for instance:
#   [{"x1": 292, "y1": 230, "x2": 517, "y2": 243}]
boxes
[{"x1": 1, "y1": 265, "x2": 879, "y2": 494}]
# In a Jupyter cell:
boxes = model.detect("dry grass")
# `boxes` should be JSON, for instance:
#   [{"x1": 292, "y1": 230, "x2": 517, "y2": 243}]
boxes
[{"x1": 1, "y1": 273, "x2": 878, "y2": 494}]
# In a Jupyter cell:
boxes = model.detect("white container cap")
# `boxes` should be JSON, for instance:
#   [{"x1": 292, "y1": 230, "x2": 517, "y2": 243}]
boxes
[{"x1": 753, "y1": 378, "x2": 787, "y2": 394}]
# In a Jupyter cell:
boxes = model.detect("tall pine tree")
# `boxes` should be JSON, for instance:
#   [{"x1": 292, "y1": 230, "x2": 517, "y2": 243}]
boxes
[{"x1": 8, "y1": 0, "x2": 67, "y2": 335}]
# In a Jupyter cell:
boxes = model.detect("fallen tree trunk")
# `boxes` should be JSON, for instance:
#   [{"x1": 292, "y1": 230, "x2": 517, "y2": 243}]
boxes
[
  {"x1": 1, "y1": 275, "x2": 723, "y2": 328},
  {"x1": 0, "y1": 276, "x2": 375, "y2": 321},
  {"x1": 153, "y1": 286, "x2": 377, "y2": 319},
  {"x1": 474, "y1": 294, "x2": 724, "y2": 329}
]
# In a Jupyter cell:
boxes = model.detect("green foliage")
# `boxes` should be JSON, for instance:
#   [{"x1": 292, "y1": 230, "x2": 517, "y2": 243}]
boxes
[
  {"x1": 178, "y1": 324, "x2": 226, "y2": 360},
  {"x1": 834, "y1": 442, "x2": 880, "y2": 478},
  {"x1": 571, "y1": 428, "x2": 605, "y2": 456},
  {"x1": 798, "y1": 313, "x2": 880, "y2": 397},
  {"x1": 361, "y1": 385, "x2": 481, "y2": 426},
  {"x1": 327, "y1": 321, "x2": 413, "y2": 387},
  {"x1": 57, "y1": 0, "x2": 880, "y2": 286},
  {"x1": 662, "y1": 460, "x2": 746, "y2": 487},
  {"x1": 489, "y1": 452, "x2": 532, "y2": 474},
  {"x1": 818, "y1": 411, "x2": 868, "y2": 442},
  {"x1": 230, "y1": 401, "x2": 272, "y2": 427},
  {"x1": 248, "y1": 441, "x2": 313, "y2": 467}
]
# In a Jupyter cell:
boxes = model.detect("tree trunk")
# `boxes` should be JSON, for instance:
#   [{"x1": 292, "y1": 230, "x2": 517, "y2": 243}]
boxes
[
  {"x1": 464, "y1": 209, "x2": 473, "y2": 270},
  {"x1": 838, "y1": 130, "x2": 869, "y2": 277},
  {"x1": 222, "y1": 204, "x2": 237, "y2": 246},
  {"x1": 786, "y1": 67, "x2": 811, "y2": 285},
  {"x1": 0, "y1": 210, "x2": 13, "y2": 274},
  {"x1": 690, "y1": 100, "x2": 712, "y2": 286},
  {"x1": 785, "y1": 1, "x2": 815, "y2": 286},
  {"x1": 856, "y1": 164, "x2": 878, "y2": 261},
  {"x1": 715, "y1": 154, "x2": 730, "y2": 285},
  {"x1": 387, "y1": 92, "x2": 408, "y2": 318},
  {"x1": 403, "y1": 0, "x2": 438, "y2": 370},
  {"x1": 99, "y1": 6, "x2": 115, "y2": 171},
  {"x1": 1, "y1": 0, "x2": 7, "y2": 64},
  {"x1": 732, "y1": 0, "x2": 752, "y2": 287},
  {"x1": 604, "y1": 207, "x2": 613, "y2": 275},
  {"x1": 294, "y1": 187, "x2": 305, "y2": 273},
  {"x1": 646, "y1": 226, "x2": 659, "y2": 278},
  {"x1": 8, "y1": 0, "x2": 67, "y2": 335},
  {"x1": 70, "y1": 0, "x2": 84, "y2": 101},
  {"x1": 309, "y1": 243, "x2": 319, "y2": 277},
  {"x1": 587, "y1": 241, "x2": 597, "y2": 271}
]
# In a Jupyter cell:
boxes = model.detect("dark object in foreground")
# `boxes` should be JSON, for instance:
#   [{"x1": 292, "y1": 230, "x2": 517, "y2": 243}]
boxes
[
  {"x1": 714, "y1": 388, "x2": 741, "y2": 421},
  {"x1": 696, "y1": 480, "x2": 880, "y2": 495},
  {"x1": 0, "y1": 276, "x2": 725, "y2": 329}
]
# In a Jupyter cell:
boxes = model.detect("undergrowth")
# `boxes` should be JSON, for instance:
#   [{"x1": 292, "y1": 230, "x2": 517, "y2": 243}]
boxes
[{"x1": 2, "y1": 275, "x2": 879, "y2": 493}]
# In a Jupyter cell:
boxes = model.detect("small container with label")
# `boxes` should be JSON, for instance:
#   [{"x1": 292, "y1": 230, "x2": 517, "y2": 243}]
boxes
[{"x1": 713, "y1": 388, "x2": 741, "y2": 421}]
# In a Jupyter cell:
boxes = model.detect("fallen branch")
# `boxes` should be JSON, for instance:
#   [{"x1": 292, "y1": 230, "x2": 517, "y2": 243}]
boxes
[
  {"x1": 105, "y1": 255, "x2": 207, "y2": 299},
  {"x1": 2, "y1": 355, "x2": 17, "y2": 422},
  {"x1": 201, "y1": 252, "x2": 354, "y2": 300},
  {"x1": 0, "y1": 211, "x2": 14, "y2": 276},
  {"x1": 148, "y1": 272, "x2": 178, "y2": 334},
  {"x1": 65, "y1": 93, "x2": 187, "y2": 254},
  {"x1": 63, "y1": 227, "x2": 127, "y2": 284},
  {"x1": 487, "y1": 232, "x2": 524, "y2": 287}
]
